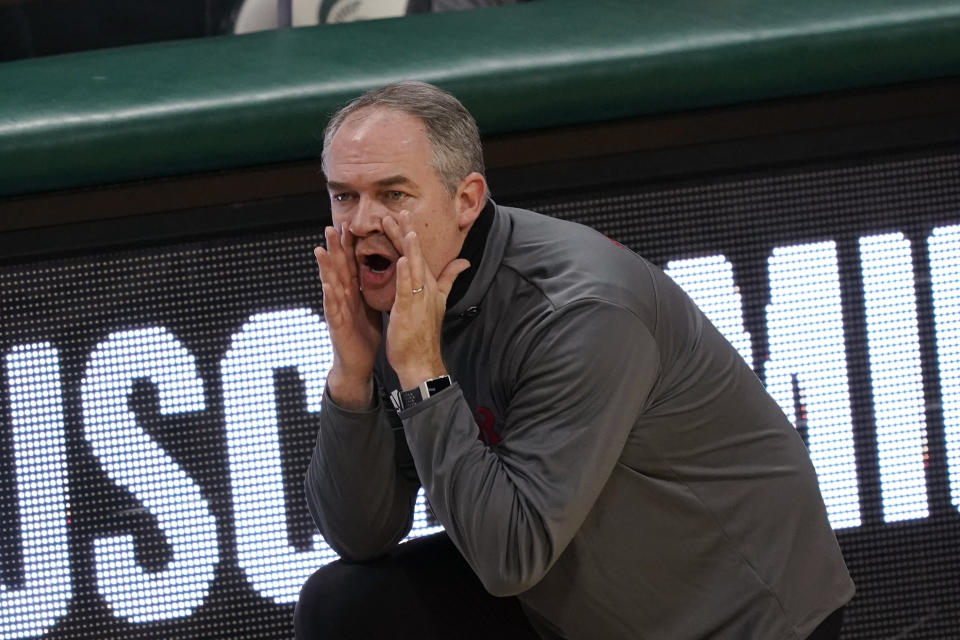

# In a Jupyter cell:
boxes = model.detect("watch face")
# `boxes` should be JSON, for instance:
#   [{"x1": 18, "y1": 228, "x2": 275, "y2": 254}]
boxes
[
  {"x1": 425, "y1": 376, "x2": 452, "y2": 395},
  {"x1": 398, "y1": 376, "x2": 451, "y2": 411}
]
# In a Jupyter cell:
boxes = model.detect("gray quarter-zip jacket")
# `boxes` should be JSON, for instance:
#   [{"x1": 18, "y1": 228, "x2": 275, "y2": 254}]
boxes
[{"x1": 305, "y1": 203, "x2": 855, "y2": 639}]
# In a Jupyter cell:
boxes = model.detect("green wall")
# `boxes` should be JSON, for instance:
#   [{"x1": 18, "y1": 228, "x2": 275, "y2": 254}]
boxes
[{"x1": 2, "y1": 0, "x2": 960, "y2": 197}]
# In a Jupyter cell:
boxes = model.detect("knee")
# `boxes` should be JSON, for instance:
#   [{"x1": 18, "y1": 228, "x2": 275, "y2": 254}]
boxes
[
  {"x1": 294, "y1": 562, "x2": 353, "y2": 640},
  {"x1": 295, "y1": 535, "x2": 457, "y2": 639},
  {"x1": 296, "y1": 558, "x2": 395, "y2": 639}
]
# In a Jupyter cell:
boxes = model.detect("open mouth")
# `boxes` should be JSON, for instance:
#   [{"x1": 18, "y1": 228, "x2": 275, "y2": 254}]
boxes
[{"x1": 363, "y1": 253, "x2": 393, "y2": 273}]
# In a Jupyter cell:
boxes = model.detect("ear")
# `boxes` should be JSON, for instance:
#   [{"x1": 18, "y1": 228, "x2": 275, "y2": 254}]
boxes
[{"x1": 454, "y1": 172, "x2": 488, "y2": 230}]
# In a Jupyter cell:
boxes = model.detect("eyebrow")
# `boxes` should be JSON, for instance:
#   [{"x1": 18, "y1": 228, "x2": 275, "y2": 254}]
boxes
[
  {"x1": 375, "y1": 175, "x2": 414, "y2": 188},
  {"x1": 326, "y1": 175, "x2": 414, "y2": 191}
]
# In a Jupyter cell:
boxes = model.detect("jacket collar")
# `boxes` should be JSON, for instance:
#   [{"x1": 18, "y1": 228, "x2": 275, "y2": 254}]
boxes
[{"x1": 446, "y1": 199, "x2": 509, "y2": 318}]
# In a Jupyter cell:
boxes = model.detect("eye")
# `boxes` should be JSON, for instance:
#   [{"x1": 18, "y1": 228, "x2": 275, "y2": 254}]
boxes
[
  {"x1": 387, "y1": 190, "x2": 406, "y2": 202},
  {"x1": 331, "y1": 192, "x2": 353, "y2": 203}
]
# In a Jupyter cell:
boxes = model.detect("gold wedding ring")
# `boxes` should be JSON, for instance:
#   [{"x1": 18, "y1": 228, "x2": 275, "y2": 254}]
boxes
[{"x1": 411, "y1": 286, "x2": 425, "y2": 294}]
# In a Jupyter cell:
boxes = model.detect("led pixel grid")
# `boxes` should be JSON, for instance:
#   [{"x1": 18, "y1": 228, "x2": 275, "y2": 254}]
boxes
[{"x1": 2, "y1": 151, "x2": 960, "y2": 639}]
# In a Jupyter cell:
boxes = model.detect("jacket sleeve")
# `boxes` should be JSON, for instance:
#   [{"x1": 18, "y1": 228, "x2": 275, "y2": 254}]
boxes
[
  {"x1": 400, "y1": 301, "x2": 660, "y2": 596},
  {"x1": 304, "y1": 386, "x2": 420, "y2": 562}
]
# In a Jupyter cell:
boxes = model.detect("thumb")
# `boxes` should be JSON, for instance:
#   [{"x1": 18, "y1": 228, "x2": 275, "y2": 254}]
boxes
[{"x1": 436, "y1": 259, "x2": 471, "y2": 296}]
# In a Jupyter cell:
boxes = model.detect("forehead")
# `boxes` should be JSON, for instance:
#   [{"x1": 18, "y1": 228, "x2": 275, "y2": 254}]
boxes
[{"x1": 326, "y1": 107, "x2": 432, "y2": 180}]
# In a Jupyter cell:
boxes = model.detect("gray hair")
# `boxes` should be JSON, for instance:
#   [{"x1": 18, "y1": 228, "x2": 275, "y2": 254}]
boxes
[{"x1": 322, "y1": 80, "x2": 485, "y2": 195}]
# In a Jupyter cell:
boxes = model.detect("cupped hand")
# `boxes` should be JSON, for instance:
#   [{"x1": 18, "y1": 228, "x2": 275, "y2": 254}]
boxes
[
  {"x1": 382, "y1": 212, "x2": 469, "y2": 391},
  {"x1": 315, "y1": 225, "x2": 383, "y2": 409}
]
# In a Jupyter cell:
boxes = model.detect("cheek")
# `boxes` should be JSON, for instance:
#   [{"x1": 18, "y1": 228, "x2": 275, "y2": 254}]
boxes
[
  {"x1": 329, "y1": 212, "x2": 348, "y2": 231},
  {"x1": 427, "y1": 228, "x2": 463, "y2": 271}
]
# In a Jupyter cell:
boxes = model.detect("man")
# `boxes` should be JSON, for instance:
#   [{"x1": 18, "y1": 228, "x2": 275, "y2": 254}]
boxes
[{"x1": 295, "y1": 80, "x2": 854, "y2": 639}]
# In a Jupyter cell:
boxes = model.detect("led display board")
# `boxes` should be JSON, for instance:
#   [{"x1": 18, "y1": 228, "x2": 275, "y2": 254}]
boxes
[{"x1": 2, "y1": 149, "x2": 960, "y2": 639}]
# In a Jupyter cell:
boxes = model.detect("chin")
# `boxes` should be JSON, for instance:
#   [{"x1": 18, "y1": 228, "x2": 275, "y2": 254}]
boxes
[{"x1": 362, "y1": 291, "x2": 395, "y2": 312}]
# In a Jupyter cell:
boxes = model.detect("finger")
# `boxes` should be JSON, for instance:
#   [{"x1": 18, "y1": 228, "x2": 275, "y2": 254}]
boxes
[
  {"x1": 398, "y1": 210, "x2": 414, "y2": 236},
  {"x1": 323, "y1": 226, "x2": 346, "y2": 271},
  {"x1": 436, "y1": 259, "x2": 471, "y2": 296},
  {"x1": 320, "y1": 280, "x2": 336, "y2": 310},
  {"x1": 324, "y1": 225, "x2": 342, "y2": 254},
  {"x1": 323, "y1": 227, "x2": 359, "y2": 296},
  {"x1": 402, "y1": 230, "x2": 428, "y2": 289},
  {"x1": 314, "y1": 246, "x2": 340, "y2": 287},
  {"x1": 395, "y1": 255, "x2": 412, "y2": 308},
  {"x1": 314, "y1": 246, "x2": 324, "y2": 273},
  {"x1": 382, "y1": 215, "x2": 405, "y2": 255},
  {"x1": 321, "y1": 282, "x2": 344, "y2": 326},
  {"x1": 325, "y1": 226, "x2": 354, "y2": 271},
  {"x1": 340, "y1": 226, "x2": 359, "y2": 280}
]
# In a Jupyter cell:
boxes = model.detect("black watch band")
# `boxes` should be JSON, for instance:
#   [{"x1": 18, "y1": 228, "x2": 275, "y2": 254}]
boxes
[{"x1": 399, "y1": 375, "x2": 452, "y2": 410}]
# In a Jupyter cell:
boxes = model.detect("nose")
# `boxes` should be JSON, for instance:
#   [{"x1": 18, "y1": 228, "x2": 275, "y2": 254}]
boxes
[{"x1": 347, "y1": 197, "x2": 384, "y2": 237}]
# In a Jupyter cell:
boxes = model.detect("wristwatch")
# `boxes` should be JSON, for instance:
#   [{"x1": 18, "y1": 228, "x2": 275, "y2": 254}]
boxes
[{"x1": 399, "y1": 375, "x2": 453, "y2": 410}]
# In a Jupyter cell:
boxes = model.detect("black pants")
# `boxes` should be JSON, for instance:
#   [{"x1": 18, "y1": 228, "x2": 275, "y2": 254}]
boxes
[
  {"x1": 295, "y1": 532, "x2": 539, "y2": 640},
  {"x1": 294, "y1": 532, "x2": 844, "y2": 640}
]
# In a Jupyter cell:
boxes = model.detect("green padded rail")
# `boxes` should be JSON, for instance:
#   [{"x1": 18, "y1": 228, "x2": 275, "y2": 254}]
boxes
[{"x1": 2, "y1": 0, "x2": 960, "y2": 197}]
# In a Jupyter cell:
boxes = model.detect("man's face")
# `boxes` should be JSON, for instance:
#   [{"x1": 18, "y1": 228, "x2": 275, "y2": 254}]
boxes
[{"x1": 324, "y1": 107, "x2": 468, "y2": 312}]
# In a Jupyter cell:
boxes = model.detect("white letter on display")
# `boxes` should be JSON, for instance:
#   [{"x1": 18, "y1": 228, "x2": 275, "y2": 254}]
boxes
[
  {"x1": 929, "y1": 224, "x2": 960, "y2": 511},
  {"x1": 221, "y1": 308, "x2": 336, "y2": 604},
  {"x1": 1, "y1": 344, "x2": 71, "y2": 639},
  {"x1": 764, "y1": 241, "x2": 861, "y2": 528},
  {"x1": 860, "y1": 233, "x2": 929, "y2": 521},
  {"x1": 81, "y1": 328, "x2": 218, "y2": 623},
  {"x1": 665, "y1": 255, "x2": 754, "y2": 368}
]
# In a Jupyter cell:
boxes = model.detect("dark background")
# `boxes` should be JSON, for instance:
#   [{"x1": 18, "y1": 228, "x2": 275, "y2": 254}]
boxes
[{"x1": 0, "y1": 0, "x2": 242, "y2": 61}]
